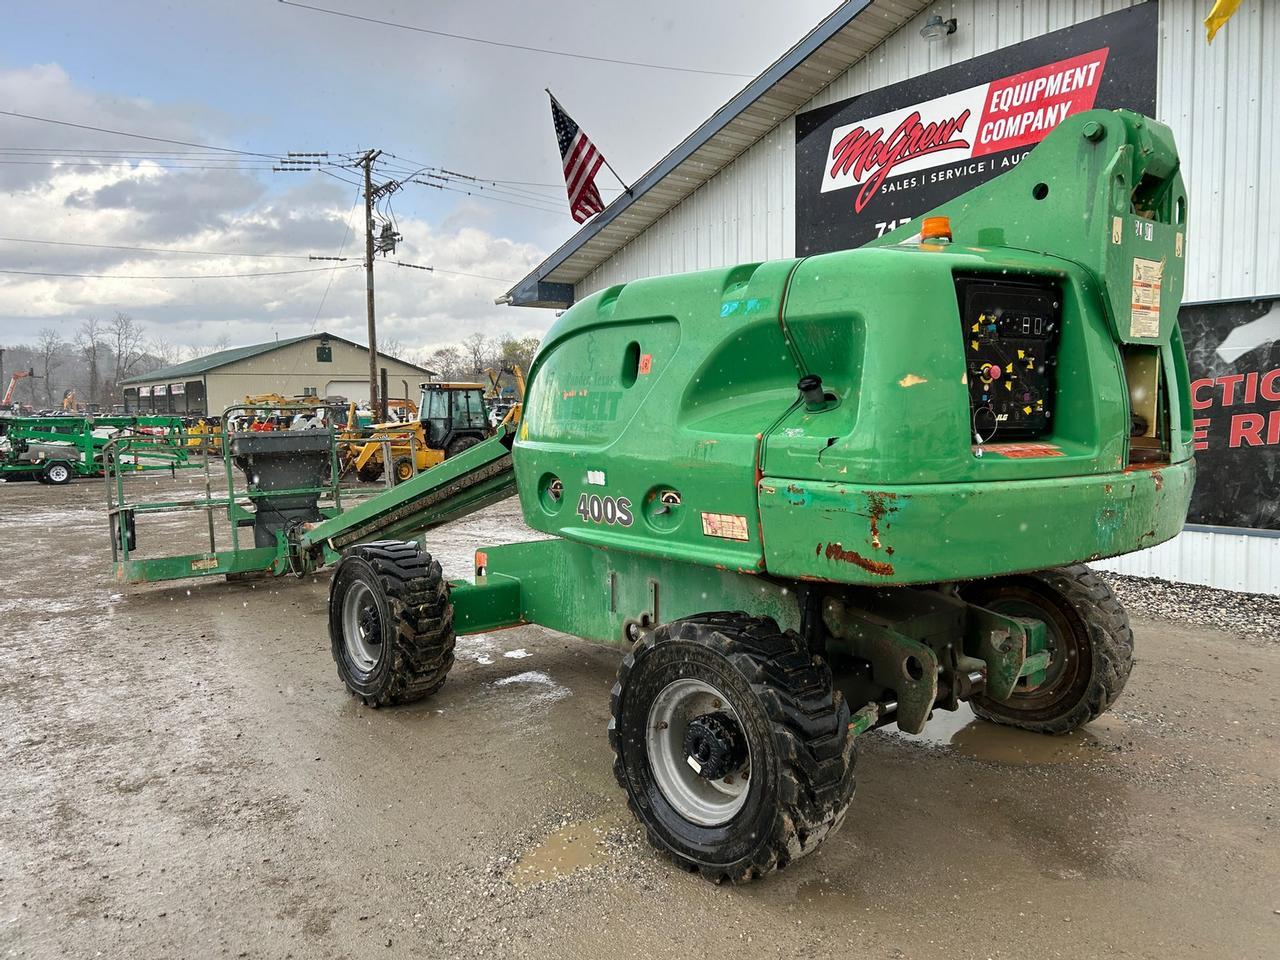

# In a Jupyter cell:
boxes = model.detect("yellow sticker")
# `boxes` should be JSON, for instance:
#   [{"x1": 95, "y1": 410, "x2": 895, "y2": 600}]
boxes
[
  {"x1": 191, "y1": 556, "x2": 218, "y2": 572},
  {"x1": 970, "y1": 340, "x2": 980, "y2": 352}
]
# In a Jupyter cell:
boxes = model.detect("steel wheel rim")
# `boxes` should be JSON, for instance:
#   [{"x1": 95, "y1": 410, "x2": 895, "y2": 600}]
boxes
[
  {"x1": 645, "y1": 678, "x2": 750, "y2": 827},
  {"x1": 48, "y1": 464, "x2": 68, "y2": 482},
  {"x1": 986, "y1": 595, "x2": 1082, "y2": 708},
  {"x1": 341, "y1": 580, "x2": 382, "y2": 673}
]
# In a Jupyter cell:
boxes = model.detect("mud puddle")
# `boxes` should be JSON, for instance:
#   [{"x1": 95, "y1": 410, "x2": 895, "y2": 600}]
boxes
[
  {"x1": 511, "y1": 817, "x2": 612, "y2": 887},
  {"x1": 886, "y1": 703, "x2": 1125, "y2": 764}
]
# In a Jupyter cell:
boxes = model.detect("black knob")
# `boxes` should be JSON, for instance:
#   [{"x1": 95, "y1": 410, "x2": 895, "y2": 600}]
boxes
[{"x1": 798, "y1": 374, "x2": 825, "y2": 408}]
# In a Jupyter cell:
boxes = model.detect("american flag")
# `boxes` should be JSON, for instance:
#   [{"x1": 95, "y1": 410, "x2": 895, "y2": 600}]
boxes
[{"x1": 549, "y1": 92, "x2": 607, "y2": 223}]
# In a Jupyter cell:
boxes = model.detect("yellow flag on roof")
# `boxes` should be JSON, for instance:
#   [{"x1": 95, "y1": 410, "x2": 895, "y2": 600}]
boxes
[{"x1": 1204, "y1": 0, "x2": 1243, "y2": 42}]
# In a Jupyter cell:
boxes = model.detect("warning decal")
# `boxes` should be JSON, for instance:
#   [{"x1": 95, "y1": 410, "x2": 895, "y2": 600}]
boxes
[
  {"x1": 701, "y1": 512, "x2": 749, "y2": 541},
  {"x1": 1131, "y1": 257, "x2": 1163, "y2": 338}
]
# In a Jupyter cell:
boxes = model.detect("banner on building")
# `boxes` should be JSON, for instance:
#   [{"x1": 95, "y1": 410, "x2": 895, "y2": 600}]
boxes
[
  {"x1": 795, "y1": 3, "x2": 1158, "y2": 253},
  {"x1": 1182, "y1": 297, "x2": 1280, "y2": 530},
  {"x1": 171, "y1": 382, "x2": 185, "y2": 395},
  {"x1": 154, "y1": 384, "x2": 167, "y2": 396},
  {"x1": 138, "y1": 386, "x2": 151, "y2": 397}
]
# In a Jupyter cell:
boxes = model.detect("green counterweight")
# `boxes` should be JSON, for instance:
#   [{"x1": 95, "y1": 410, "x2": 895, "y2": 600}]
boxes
[{"x1": 513, "y1": 109, "x2": 1192, "y2": 584}]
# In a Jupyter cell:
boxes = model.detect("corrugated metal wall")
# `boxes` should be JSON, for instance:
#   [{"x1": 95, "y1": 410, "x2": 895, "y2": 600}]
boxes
[
  {"x1": 1094, "y1": 528, "x2": 1280, "y2": 593},
  {"x1": 575, "y1": 0, "x2": 1280, "y2": 592}
]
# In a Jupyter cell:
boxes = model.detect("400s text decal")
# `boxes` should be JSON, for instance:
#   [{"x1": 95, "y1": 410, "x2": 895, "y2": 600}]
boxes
[{"x1": 576, "y1": 493, "x2": 634, "y2": 527}]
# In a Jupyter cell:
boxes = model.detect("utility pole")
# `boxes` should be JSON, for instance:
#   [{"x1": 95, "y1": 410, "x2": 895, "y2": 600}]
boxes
[{"x1": 359, "y1": 149, "x2": 383, "y2": 420}]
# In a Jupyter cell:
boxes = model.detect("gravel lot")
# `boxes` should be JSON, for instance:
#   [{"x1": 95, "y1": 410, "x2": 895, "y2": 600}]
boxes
[{"x1": 1, "y1": 474, "x2": 1277, "y2": 959}]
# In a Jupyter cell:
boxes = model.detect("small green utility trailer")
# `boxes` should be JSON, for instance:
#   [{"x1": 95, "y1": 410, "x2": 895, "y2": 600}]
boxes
[
  {"x1": 112, "y1": 111, "x2": 1196, "y2": 882},
  {"x1": 1, "y1": 414, "x2": 188, "y2": 484}
]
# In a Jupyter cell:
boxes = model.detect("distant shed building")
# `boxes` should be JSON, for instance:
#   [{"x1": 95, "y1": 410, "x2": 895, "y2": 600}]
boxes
[{"x1": 121, "y1": 332, "x2": 433, "y2": 417}]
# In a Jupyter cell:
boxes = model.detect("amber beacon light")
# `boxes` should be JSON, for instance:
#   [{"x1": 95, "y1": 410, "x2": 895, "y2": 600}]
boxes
[{"x1": 921, "y1": 215, "x2": 952, "y2": 242}]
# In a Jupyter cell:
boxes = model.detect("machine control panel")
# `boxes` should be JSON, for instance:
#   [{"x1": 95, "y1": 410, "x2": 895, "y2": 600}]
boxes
[{"x1": 957, "y1": 279, "x2": 1061, "y2": 441}]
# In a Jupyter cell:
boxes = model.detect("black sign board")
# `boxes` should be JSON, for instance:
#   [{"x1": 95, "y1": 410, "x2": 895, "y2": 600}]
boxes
[
  {"x1": 795, "y1": 3, "x2": 1158, "y2": 254},
  {"x1": 1182, "y1": 298, "x2": 1280, "y2": 530}
]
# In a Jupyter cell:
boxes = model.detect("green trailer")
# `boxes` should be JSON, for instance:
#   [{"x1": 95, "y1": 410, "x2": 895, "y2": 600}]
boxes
[
  {"x1": 1, "y1": 414, "x2": 189, "y2": 484},
  {"x1": 112, "y1": 110, "x2": 1195, "y2": 882}
]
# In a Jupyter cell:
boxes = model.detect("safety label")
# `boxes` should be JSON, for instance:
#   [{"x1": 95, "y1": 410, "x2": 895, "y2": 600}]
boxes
[
  {"x1": 701, "y1": 512, "x2": 749, "y2": 541},
  {"x1": 1130, "y1": 257, "x2": 1163, "y2": 338}
]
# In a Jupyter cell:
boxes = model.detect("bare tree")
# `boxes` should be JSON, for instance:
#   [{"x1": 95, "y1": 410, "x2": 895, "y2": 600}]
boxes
[
  {"x1": 75, "y1": 317, "x2": 105, "y2": 405},
  {"x1": 427, "y1": 346, "x2": 465, "y2": 380},
  {"x1": 380, "y1": 336, "x2": 404, "y2": 361},
  {"x1": 461, "y1": 332, "x2": 492, "y2": 377},
  {"x1": 107, "y1": 312, "x2": 148, "y2": 402},
  {"x1": 151, "y1": 335, "x2": 181, "y2": 366},
  {"x1": 35, "y1": 328, "x2": 64, "y2": 406},
  {"x1": 185, "y1": 333, "x2": 231, "y2": 360}
]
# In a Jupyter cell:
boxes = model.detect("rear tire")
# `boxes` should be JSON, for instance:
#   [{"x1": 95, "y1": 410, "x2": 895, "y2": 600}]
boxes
[
  {"x1": 609, "y1": 612, "x2": 856, "y2": 883},
  {"x1": 960, "y1": 564, "x2": 1133, "y2": 734},
  {"x1": 328, "y1": 540, "x2": 455, "y2": 707},
  {"x1": 356, "y1": 462, "x2": 383, "y2": 483}
]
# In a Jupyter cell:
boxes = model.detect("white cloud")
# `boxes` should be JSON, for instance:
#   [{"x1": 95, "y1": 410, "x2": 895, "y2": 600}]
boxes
[{"x1": 0, "y1": 63, "x2": 554, "y2": 354}]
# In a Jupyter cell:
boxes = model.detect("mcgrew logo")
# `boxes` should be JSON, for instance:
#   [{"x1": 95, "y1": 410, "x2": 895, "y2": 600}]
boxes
[{"x1": 828, "y1": 109, "x2": 972, "y2": 213}]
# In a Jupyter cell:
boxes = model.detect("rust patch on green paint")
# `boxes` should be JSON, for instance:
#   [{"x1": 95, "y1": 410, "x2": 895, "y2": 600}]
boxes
[
  {"x1": 865, "y1": 490, "x2": 900, "y2": 550},
  {"x1": 823, "y1": 542, "x2": 895, "y2": 576}
]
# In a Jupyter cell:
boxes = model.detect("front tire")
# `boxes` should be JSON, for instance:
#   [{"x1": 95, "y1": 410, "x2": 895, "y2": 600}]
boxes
[
  {"x1": 328, "y1": 540, "x2": 455, "y2": 707},
  {"x1": 609, "y1": 613, "x2": 856, "y2": 883},
  {"x1": 960, "y1": 564, "x2": 1133, "y2": 734},
  {"x1": 42, "y1": 461, "x2": 72, "y2": 485}
]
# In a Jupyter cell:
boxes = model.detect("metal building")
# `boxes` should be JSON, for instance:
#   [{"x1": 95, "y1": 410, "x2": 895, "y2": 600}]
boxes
[
  {"x1": 504, "y1": 0, "x2": 1280, "y2": 594},
  {"x1": 121, "y1": 332, "x2": 433, "y2": 417}
]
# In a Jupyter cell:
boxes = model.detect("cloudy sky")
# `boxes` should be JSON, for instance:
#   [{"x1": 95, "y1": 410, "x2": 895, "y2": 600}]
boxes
[{"x1": 0, "y1": 0, "x2": 837, "y2": 357}]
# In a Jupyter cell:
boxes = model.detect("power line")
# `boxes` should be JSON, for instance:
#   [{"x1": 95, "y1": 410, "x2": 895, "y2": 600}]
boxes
[
  {"x1": 0, "y1": 109, "x2": 286, "y2": 158},
  {"x1": 308, "y1": 189, "x2": 363, "y2": 330},
  {"x1": 409, "y1": 177, "x2": 568, "y2": 217},
  {"x1": 0, "y1": 265, "x2": 359, "y2": 280},
  {"x1": 387, "y1": 260, "x2": 520, "y2": 283},
  {"x1": 0, "y1": 235, "x2": 315, "y2": 260},
  {"x1": 276, "y1": 0, "x2": 753, "y2": 78},
  {"x1": 0, "y1": 159, "x2": 284, "y2": 172}
]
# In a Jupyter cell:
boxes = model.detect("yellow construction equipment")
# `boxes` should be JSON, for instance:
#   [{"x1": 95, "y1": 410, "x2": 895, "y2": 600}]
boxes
[{"x1": 344, "y1": 381, "x2": 492, "y2": 483}]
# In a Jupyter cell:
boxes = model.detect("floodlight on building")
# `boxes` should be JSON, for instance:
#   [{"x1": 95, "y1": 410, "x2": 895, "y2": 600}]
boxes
[{"x1": 920, "y1": 15, "x2": 957, "y2": 41}]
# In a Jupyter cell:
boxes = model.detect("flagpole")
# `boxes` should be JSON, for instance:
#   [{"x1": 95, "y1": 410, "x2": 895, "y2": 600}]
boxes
[{"x1": 546, "y1": 88, "x2": 633, "y2": 196}]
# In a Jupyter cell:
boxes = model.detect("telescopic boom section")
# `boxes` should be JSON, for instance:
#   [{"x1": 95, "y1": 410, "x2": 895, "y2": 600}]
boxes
[{"x1": 298, "y1": 424, "x2": 518, "y2": 561}]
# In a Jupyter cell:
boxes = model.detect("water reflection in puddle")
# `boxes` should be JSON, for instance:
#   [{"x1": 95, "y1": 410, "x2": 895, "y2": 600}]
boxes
[
  {"x1": 886, "y1": 703, "x2": 1124, "y2": 764},
  {"x1": 511, "y1": 818, "x2": 610, "y2": 886}
]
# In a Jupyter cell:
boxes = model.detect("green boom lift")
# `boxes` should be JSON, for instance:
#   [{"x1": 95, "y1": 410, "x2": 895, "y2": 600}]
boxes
[{"x1": 114, "y1": 110, "x2": 1196, "y2": 881}]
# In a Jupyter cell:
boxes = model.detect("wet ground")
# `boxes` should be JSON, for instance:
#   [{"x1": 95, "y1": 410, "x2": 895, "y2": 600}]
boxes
[{"x1": 1, "y1": 473, "x2": 1277, "y2": 959}]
